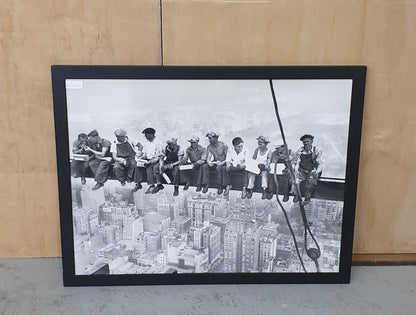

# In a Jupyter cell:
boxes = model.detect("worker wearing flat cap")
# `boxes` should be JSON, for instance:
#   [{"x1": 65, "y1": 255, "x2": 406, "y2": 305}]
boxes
[
  {"x1": 84, "y1": 130, "x2": 113, "y2": 190},
  {"x1": 205, "y1": 131, "x2": 228, "y2": 195},
  {"x1": 111, "y1": 129, "x2": 142, "y2": 189},
  {"x1": 160, "y1": 137, "x2": 184, "y2": 197},
  {"x1": 181, "y1": 136, "x2": 210, "y2": 193},
  {"x1": 268, "y1": 144, "x2": 294, "y2": 202},
  {"x1": 133, "y1": 127, "x2": 164, "y2": 194},
  {"x1": 247, "y1": 135, "x2": 274, "y2": 200},
  {"x1": 293, "y1": 134, "x2": 323, "y2": 204}
]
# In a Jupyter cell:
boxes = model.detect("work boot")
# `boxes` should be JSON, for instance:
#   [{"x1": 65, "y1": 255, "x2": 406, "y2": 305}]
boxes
[
  {"x1": 120, "y1": 180, "x2": 126, "y2": 186},
  {"x1": 293, "y1": 195, "x2": 299, "y2": 203},
  {"x1": 202, "y1": 185, "x2": 209, "y2": 193},
  {"x1": 246, "y1": 189, "x2": 253, "y2": 199},
  {"x1": 283, "y1": 194, "x2": 289, "y2": 202},
  {"x1": 266, "y1": 190, "x2": 274, "y2": 200},
  {"x1": 92, "y1": 183, "x2": 104, "y2": 190},
  {"x1": 304, "y1": 197, "x2": 311, "y2": 204},
  {"x1": 261, "y1": 188, "x2": 267, "y2": 200},
  {"x1": 184, "y1": 182, "x2": 190, "y2": 191},
  {"x1": 196, "y1": 185, "x2": 202, "y2": 192},
  {"x1": 152, "y1": 184, "x2": 164, "y2": 194},
  {"x1": 223, "y1": 185, "x2": 231, "y2": 197},
  {"x1": 145, "y1": 185, "x2": 155, "y2": 194},
  {"x1": 241, "y1": 187, "x2": 247, "y2": 199},
  {"x1": 127, "y1": 177, "x2": 133, "y2": 183},
  {"x1": 131, "y1": 183, "x2": 142, "y2": 192},
  {"x1": 217, "y1": 185, "x2": 223, "y2": 195},
  {"x1": 81, "y1": 177, "x2": 86, "y2": 185},
  {"x1": 173, "y1": 186, "x2": 179, "y2": 196}
]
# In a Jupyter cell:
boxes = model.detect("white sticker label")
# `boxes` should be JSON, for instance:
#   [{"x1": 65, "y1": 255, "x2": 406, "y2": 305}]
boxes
[{"x1": 66, "y1": 80, "x2": 84, "y2": 89}]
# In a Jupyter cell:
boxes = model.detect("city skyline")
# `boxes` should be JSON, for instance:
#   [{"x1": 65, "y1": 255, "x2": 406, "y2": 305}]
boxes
[{"x1": 73, "y1": 179, "x2": 343, "y2": 275}]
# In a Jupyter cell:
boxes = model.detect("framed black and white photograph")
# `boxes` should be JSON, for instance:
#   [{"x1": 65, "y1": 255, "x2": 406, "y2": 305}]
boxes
[{"x1": 51, "y1": 66, "x2": 366, "y2": 286}]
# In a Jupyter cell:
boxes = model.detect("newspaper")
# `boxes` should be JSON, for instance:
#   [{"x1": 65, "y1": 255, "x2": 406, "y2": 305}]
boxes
[
  {"x1": 135, "y1": 158, "x2": 148, "y2": 168},
  {"x1": 245, "y1": 158, "x2": 260, "y2": 174},
  {"x1": 179, "y1": 164, "x2": 194, "y2": 170},
  {"x1": 73, "y1": 154, "x2": 89, "y2": 161},
  {"x1": 269, "y1": 163, "x2": 286, "y2": 175}
]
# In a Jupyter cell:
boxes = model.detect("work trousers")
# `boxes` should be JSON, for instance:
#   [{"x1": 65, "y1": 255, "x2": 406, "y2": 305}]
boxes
[
  {"x1": 181, "y1": 164, "x2": 210, "y2": 186},
  {"x1": 135, "y1": 162, "x2": 161, "y2": 185},
  {"x1": 89, "y1": 159, "x2": 112, "y2": 184},
  {"x1": 247, "y1": 170, "x2": 269, "y2": 189},
  {"x1": 164, "y1": 165, "x2": 180, "y2": 186},
  {"x1": 296, "y1": 168, "x2": 319, "y2": 198},
  {"x1": 223, "y1": 166, "x2": 248, "y2": 187},
  {"x1": 208, "y1": 164, "x2": 226, "y2": 187},
  {"x1": 71, "y1": 160, "x2": 89, "y2": 178},
  {"x1": 113, "y1": 160, "x2": 136, "y2": 182}
]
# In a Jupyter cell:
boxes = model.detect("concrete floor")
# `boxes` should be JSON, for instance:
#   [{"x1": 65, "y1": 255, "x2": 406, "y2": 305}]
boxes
[{"x1": 0, "y1": 258, "x2": 415, "y2": 315}]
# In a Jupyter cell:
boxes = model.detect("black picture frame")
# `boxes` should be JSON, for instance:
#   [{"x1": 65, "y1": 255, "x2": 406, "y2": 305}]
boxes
[{"x1": 51, "y1": 66, "x2": 366, "y2": 286}]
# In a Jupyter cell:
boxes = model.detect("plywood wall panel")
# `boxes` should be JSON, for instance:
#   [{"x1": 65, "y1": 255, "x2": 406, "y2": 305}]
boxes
[
  {"x1": 353, "y1": 0, "x2": 416, "y2": 253},
  {"x1": 1, "y1": 0, "x2": 415, "y2": 257},
  {"x1": 162, "y1": 0, "x2": 367, "y2": 65},
  {"x1": 162, "y1": 0, "x2": 416, "y2": 254},
  {"x1": 0, "y1": 0, "x2": 161, "y2": 257}
]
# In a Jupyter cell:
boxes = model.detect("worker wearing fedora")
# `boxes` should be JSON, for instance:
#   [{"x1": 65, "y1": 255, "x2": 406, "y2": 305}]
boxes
[{"x1": 134, "y1": 127, "x2": 164, "y2": 194}]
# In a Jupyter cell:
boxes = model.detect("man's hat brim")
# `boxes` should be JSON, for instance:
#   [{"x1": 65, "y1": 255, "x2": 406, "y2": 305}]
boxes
[
  {"x1": 300, "y1": 134, "x2": 314, "y2": 141},
  {"x1": 142, "y1": 127, "x2": 156, "y2": 134}
]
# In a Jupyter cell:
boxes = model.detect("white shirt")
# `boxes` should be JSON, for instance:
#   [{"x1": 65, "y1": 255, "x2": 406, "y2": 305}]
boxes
[
  {"x1": 142, "y1": 138, "x2": 163, "y2": 159},
  {"x1": 255, "y1": 148, "x2": 270, "y2": 165},
  {"x1": 226, "y1": 147, "x2": 250, "y2": 167}
]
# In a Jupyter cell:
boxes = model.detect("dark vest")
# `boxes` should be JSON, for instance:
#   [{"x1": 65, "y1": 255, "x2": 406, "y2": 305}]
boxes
[
  {"x1": 299, "y1": 147, "x2": 317, "y2": 171},
  {"x1": 165, "y1": 145, "x2": 180, "y2": 163},
  {"x1": 116, "y1": 141, "x2": 136, "y2": 158}
]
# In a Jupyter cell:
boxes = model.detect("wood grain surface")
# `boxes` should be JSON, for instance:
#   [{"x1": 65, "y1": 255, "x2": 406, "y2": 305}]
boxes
[
  {"x1": 1, "y1": 0, "x2": 415, "y2": 258},
  {"x1": 162, "y1": 0, "x2": 416, "y2": 255},
  {"x1": 0, "y1": 0, "x2": 161, "y2": 257}
]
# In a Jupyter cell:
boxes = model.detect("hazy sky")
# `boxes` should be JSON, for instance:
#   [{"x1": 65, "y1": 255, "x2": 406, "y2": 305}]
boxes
[{"x1": 67, "y1": 79, "x2": 351, "y2": 128}]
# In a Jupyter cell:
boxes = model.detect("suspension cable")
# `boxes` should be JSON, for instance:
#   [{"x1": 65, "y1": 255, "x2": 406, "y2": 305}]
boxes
[
  {"x1": 269, "y1": 80, "x2": 321, "y2": 272},
  {"x1": 273, "y1": 165, "x2": 307, "y2": 273}
]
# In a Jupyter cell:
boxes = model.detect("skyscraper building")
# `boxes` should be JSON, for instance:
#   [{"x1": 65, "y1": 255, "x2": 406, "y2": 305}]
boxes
[
  {"x1": 122, "y1": 216, "x2": 144, "y2": 240},
  {"x1": 208, "y1": 225, "x2": 221, "y2": 264},
  {"x1": 241, "y1": 228, "x2": 260, "y2": 272},
  {"x1": 145, "y1": 232, "x2": 161, "y2": 252},
  {"x1": 187, "y1": 197, "x2": 227, "y2": 226},
  {"x1": 259, "y1": 236, "x2": 277, "y2": 270},
  {"x1": 89, "y1": 210, "x2": 99, "y2": 236},
  {"x1": 193, "y1": 227, "x2": 204, "y2": 249},
  {"x1": 171, "y1": 216, "x2": 192, "y2": 233},
  {"x1": 223, "y1": 223, "x2": 243, "y2": 272},
  {"x1": 73, "y1": 207, "x2": 92, "y2": 235},
  {"x1": 231, "y1": 198, "x2": 256, "y2": 222}
]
